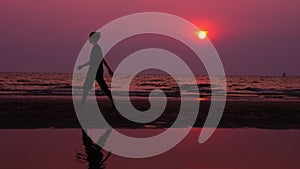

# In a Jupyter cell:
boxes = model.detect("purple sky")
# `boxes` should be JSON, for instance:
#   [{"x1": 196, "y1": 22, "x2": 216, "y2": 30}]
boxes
[{"x1": 0, "y1": 0, "x2": 299, "y2": 75}]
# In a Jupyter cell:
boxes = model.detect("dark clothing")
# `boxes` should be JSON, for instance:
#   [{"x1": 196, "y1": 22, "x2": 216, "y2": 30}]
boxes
[
  {"x1": 95, "y1": 63, "x2": 112, "y2": 100},
  {"x1": 83, "y1": 44, "x2": 113, "y2": 101},
  {"x1": 83, "y1": 44, "x2": 103, "y2": 90}
]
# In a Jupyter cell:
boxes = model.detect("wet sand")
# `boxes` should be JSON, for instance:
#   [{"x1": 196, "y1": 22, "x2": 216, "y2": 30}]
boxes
[
  {"x1": 0, "y1": 128, "x2": 299, "y2": 169},
  {"x1": 0, "y1": 96, "x2": 299, "y2": 129}
]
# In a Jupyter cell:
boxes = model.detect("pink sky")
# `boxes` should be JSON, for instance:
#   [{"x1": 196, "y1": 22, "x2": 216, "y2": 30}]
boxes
[{"x1": 0, "y1": 0, "x2": 299, "y2": 75}]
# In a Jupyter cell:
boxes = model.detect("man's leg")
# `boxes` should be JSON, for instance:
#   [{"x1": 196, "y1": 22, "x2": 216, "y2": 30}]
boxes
[
  {"x1": 97, "y1": 77, "x2": 115, "y2": 107},
  {"x1": 81, "y1": 88, "x2": 89, "y2": 107},
  {"x1": 81, "y1": 78, "x2": 93, "y2": 107}
]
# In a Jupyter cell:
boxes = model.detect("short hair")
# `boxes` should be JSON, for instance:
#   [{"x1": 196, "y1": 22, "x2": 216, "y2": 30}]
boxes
[{"x1": 89, "y1": 31, "x2": 96, "y2": 38}]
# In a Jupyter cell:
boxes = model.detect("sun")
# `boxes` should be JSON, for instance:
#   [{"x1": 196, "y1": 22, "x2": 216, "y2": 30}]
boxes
[{"x1": 198, "y1": 30, "x2": 207, "y2": 39}]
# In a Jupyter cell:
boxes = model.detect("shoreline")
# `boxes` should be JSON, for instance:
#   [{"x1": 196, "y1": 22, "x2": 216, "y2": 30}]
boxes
[{"x1": 0, "y1": 96, "x2": 299, "y2": 129}]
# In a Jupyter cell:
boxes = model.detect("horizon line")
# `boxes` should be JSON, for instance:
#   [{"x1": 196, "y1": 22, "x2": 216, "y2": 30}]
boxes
[{"x1": 0, "y1": 71, "x2": 298, "y2": 77}]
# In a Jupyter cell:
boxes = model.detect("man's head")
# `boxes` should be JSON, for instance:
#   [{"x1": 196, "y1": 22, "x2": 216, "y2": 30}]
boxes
[{"x1": 89, "y1": 31, "x2": 101, "y2": 44}]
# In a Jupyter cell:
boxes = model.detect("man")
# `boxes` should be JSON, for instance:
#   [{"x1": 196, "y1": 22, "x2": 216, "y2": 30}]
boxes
[{"x1": 78, "y1": 31, "x2": 115, "y2": 107}]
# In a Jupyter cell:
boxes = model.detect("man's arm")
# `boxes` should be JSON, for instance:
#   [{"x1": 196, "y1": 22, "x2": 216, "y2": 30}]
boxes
[
  {"x1": 77, "y1": 61, "x2": 90, "y2": 70},
  {"x1": 103, "y1": 59, "x2": 114, "y2": 76}
]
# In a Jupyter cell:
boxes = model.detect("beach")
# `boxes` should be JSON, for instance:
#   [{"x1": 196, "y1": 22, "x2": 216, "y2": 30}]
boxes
[
  {"x1": 1, "y1": 0, "x2": 300, "y2": 168},
  {"x1": 1, "y1": 73, "x2": 299, "y2": 169},
  {"x1": 0, "y1": 96, "x2": 299, "y2": 129},
  {"x1": 0, "y1": 128, "x2": 299, "y2": 169}
]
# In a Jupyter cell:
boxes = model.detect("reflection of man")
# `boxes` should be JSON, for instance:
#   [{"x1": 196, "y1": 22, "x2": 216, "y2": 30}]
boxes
[
  {"x1": 77, "y1": 129, "x2": 112, "y2": 169},
  {"x1": 78, "y1": 32, "x2": 115, "y2": 107}
]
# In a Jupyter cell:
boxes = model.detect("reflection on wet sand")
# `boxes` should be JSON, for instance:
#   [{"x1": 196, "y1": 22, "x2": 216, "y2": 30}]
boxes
[
  {"x1": 76, "y1": 129, "x2": 112, "y2": 169},
  {"x1": 0, "y1": 129, "x2": 299, "y2": 169}
]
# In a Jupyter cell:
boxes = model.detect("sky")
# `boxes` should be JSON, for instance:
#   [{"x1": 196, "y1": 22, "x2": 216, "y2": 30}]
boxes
[{"x1": 0, "y1": 0, "x2": 300, "y2": 75}]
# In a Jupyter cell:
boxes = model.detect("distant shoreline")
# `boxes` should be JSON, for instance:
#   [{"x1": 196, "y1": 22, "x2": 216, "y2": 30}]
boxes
[{"x1": 1, "y1": 71, "x2": 300, "y2": 77}]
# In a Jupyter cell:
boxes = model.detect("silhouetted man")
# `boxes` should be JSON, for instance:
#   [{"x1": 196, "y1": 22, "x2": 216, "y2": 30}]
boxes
[{"x1": 78, "y1": 32, "x2": 114, "y2": 107}]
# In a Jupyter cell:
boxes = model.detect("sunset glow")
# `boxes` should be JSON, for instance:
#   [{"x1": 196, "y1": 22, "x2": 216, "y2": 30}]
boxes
[
  {"x1": 197, "y1": 98, "x2": 208, "y2": 101},
  {"x1": 198, "y1": 31, "x2": 207, "y2": 39}
]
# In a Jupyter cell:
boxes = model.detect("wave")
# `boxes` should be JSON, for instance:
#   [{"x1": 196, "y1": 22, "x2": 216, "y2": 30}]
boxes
[
  {"x1": 1, "y1": 73, "x2": 300, "y2": 101},
  {"x1": 10, "y1": 83, "x2": 70, "y2": 87},
  {"x1": 16, "y1": 79, "x2": 33, "y2": 83},
  {"x1": 235, "y1": 87, "x2": 300, "y2": 97}
]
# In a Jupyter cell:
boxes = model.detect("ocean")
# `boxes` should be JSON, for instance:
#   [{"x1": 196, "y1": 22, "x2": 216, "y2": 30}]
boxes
[
  {"x1": 1, "y1": 73, "x2": 299, "y2": 168},
  {"x1": 1, "y1": 72, "x2": 300, "y2": 101}
]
